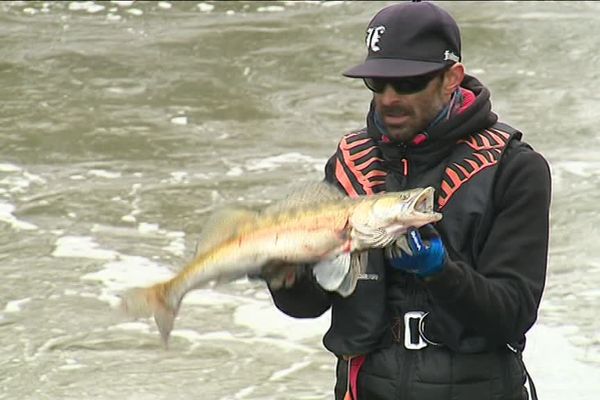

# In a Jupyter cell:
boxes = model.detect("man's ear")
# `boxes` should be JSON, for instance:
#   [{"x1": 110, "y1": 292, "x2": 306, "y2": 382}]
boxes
[{"x1": 443, "y1": 63, "x2": 465, "y2": 96}]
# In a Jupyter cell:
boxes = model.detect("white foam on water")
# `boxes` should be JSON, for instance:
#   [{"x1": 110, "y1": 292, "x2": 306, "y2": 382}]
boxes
[
  {"x1": 163, "y1": 236, "x2": 185, "y2": 257},
  {"x1": 167, "y1": 328, "x2": 303, "y2": 351},
  {"x1": 579, "y1": 287, "x2": 600, "y2": 299},
  {"x1": 233, "y1": 385, "x2": 256, "y2": 399},
  {"x1": 183, "y1": 288, "x2": 257, "y2": 307},
  {"x1": 52, "y1": 236, "x2": 119, "y2": 260},
  {"x1": 88, "y1": 169, "x2": 122, "y2": 179},
  {"x1": 108, "y1": 321, "x2": 152, "y2": 334},
  {"x1": 516, "y1": 69, "x2": 537, "y2": 77},
  {"x1": 56, "y1": 358, "x2": 86, "y2": 372},
  {"x1": 0, "y1": 201, "x2": 38, "y2": 231},
  {"x1": 157, "y1": 2, "x2": 172, "y2": 10},
  {"x1": 0, "y1": 169, "x2": 46, "y2": 194},
  {"x1": 269, "y1": 359, "x2": 312, "y2": 381},
  {"x1": 525, "y1": 324, "x2": 600, "y2": 399},
  {"x1": 121, "y1": 214, "x2": 136, "y2": 223},
  {"x1": 57, "y1": 363, "x2": 85, "y2": 371},
  {"x1": 233, "y1": 300, "x2": 330, "y2": 342},
  {"x1": 197, "y1": 3, "x2": 214, "y2": 12},
  {"x1": 121, "y1": 182, "x2": 144, "y2": 223},
  {"x1": 4, "y1": 297, "x2": 32, "y2": 313},
  {"x1": 321, "y1": 1, "x2": 345, "y2": 7},
  {"x1": 111, "y1": 0, "x2": 134, "y2": 6},
  {"x1": 283, "y1": 0, "x2": 320, "y2": 5},
  {"x1": 106, "y1": 13, "x2": 122, "y2": 22},
  {"x1": 168, "y1": 171, "x2": 189, "y2": 183},
  {"x1": 68, "y1": 1, "x2": 104, "y2": 13},
  {"x1": 170, "y1": 115, "x2": 188, "y2": 125},
  {"x1": 86, "y1": 4, "x2": 105, "y2": 14},
  {"x1": 257, "y1": 6, "x2": 286, "y2": 13},
  {"x1": 137, "y1": 222, "x2": 159, "y2": 234},
  {"x1": 82, "y1": 255, "x2": 173, "y2": 308},
  {"x1": 553, "y1": 160, "x2": 600, "y2": 178},
  {"x1": 245, "y1": 152, "x2": 326, "y2": 172},
  {"x1": 226, "y1": 166, "x2": 244, "y2": 177},
  {"x1": 129, "y1": 222, "x2": 186, "y2": 257},
  {"x1": 23, "y1": 7, "x2": 38, "y2": 15},
  {"x1": 126, "y1": 8, "x2": 143, "y2": 16},
  {"x1": 170, "y1": 326, "x2": 318, "y2": 356},
  {"x1": 83, "y1": 255, "x2": 172, "y2": 290}
]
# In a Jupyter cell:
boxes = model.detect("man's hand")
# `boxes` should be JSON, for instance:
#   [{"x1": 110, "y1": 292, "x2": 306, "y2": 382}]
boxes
[
  {"x1": 248, "y1": 261, "x2": 309, "y2": 289},
  {"x1": 385, "y1": 224, "x2": 447, "y2": 278}
]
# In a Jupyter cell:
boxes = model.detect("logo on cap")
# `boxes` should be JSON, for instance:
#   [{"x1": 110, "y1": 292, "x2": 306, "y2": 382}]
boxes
[
  {"x1": 443, "y1": 50, "x2": 460, "y2": 62},
  {"x1": 366, "y1": 25, "x2": 386, "y2": 52}
]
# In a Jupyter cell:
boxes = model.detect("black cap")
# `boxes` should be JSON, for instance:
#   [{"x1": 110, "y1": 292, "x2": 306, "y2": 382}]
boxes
[{"x1": 343, "y1": 1, "x2": 461, "y2": 79}]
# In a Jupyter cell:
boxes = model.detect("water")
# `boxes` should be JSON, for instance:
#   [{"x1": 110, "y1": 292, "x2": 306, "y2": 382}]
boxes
[{"x1": 1, "y1": 1, "x2": 599, "y2": 399}]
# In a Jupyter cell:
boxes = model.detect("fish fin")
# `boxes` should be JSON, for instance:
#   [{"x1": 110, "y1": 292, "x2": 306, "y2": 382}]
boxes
[
  {"x1": 385, "y1": 235, "x2": 413, "y2": 258},
  {"x1": 154, "y1": 303, "x2": 176, "y2": 348},
  {"x1": 119, "y1": 282, "x2": 179, "y2": 347},
  {"x1": 263, "y1": 181, "x2": 346, "y2": 216},
  {"x1": 395, "y1": 235, "x2": 413, "y2": 255},
  {"x1": 313, "y1": 253, "x2": 351, "y2": 291},
  {"x1": 195, "y1": 207, "x2": 257, "y2": 256},
  {"x1": 335, "y1": 252, "x2": 369, "y2": 297},
  {"x1": 352, "y1": 225, "x2": 397, "y2": 248}
]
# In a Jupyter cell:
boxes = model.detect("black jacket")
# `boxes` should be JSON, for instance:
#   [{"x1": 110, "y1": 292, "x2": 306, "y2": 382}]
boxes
[{"x1": 268, "y1": 75, "x2": 551, "y2": 400}]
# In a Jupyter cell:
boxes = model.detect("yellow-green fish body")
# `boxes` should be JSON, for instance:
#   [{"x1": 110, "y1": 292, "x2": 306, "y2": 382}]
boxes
[{"x1": 120, "y1": 183, "x2": 442, "y2": 344}]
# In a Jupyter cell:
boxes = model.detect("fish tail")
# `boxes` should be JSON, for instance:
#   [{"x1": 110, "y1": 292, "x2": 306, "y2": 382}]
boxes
[{"x1": 120, "y1": 282, "x2": 179, "y2": 347}]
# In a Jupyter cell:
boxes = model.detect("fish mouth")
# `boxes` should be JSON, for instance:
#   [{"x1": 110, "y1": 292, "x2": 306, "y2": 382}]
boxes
[
  {"x1": 408, "y1": 187, "x2": 442, "y2": 225},
  {"x1": 412, "y1": 187, "x2": 435, "y2": 214},
  {"x1": 382, "y1": 187, "x2": 441, "y2": 238}
]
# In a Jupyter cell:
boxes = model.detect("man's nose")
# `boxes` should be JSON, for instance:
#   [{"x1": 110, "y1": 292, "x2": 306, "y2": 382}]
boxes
[{"x1": 378, "y1": 84, "x2": 402, "y2": 106}]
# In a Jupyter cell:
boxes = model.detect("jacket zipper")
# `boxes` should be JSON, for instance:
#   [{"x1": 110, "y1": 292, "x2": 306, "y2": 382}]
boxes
[
  {"x1": 401, "y1": 158, "x2": 409, "y2": 176},
  {"x1": 397, "y1": 144, "x2": 409, "y2": 190}
]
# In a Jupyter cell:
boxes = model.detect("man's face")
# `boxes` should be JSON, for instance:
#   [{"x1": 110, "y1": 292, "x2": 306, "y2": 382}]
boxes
[{"x1": 372, "y1": 72, "x2": 449, "y2": 142}]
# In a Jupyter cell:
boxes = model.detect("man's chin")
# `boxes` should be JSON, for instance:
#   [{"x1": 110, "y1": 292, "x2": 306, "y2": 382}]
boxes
[{"x1": 385, "y1": 127, "x2": 417, "y2": 142}]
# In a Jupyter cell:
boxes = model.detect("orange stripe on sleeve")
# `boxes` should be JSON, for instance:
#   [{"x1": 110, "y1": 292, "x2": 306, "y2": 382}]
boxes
[
  {"x1": 348, "y1": 147, "x2": 375, "y2": 162},
  {"x1": 489, "y1": 128, "x2": 510, "y2": 140},
  {"x1": 355, "y1": 156, "x2": 384, "y2": 170},
  {"x1": 344, "y1": 137, "x2": 371, "y2": 149},
  {"x1": 335, "y1": 158, "x2": 360, "y2": 198},
  {"x1": 446, "y1": 165, "x2": 463, "y2": 187}
]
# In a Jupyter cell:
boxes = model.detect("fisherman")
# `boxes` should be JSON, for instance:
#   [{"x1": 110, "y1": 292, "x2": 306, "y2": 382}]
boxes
[{"x1": 267, "y1": 1, "x2": 551, "y2": 399}]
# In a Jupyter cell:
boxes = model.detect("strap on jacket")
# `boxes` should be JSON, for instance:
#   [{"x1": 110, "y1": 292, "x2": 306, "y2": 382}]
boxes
[
  {"x1": 438, "y1": 127, "x2": 511, "y2": 209},
  {"x1": 343, "y1": 355, "x2": 366, "y2": 400}
]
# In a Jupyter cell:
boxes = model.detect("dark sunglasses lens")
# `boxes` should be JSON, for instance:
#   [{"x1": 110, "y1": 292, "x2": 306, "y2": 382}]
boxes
[
  {"x1": 363, "y1": 78, "x2": 385, "y2": 93},
  {"x1": 363, "y1": 73, "x2": 437, "y2": 94},
  {"x1": 391, "y1": 77, "x2": 430, "y2": 94}
]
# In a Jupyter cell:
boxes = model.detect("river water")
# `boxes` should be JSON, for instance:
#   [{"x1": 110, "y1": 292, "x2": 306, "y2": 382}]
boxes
[{"x1": 1, "y1": 1, "x2": 599, "y2": 399}]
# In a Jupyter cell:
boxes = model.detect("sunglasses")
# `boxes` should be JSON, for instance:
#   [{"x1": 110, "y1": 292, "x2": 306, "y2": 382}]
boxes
[{"x1": 363, "y1": 68, "x2": 447, "y2": 95}]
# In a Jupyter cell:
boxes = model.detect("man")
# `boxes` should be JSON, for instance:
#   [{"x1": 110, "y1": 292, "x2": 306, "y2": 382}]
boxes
[{"x1": 268, "y1": 2, "x2": 551, "y2": 399}]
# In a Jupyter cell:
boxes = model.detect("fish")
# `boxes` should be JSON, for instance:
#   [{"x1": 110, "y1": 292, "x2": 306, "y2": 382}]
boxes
[{"x1": 119, "y1": 182, "x2": 442, "y2": 345}]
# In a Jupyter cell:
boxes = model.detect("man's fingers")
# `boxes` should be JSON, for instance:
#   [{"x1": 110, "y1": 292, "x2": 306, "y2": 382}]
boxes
[
  {"x1": 418, "y1": 224, "x2": 439, "y2": 240},
  {"x1": 284, "y1": 267, "x2": 297, "y2": 288}
]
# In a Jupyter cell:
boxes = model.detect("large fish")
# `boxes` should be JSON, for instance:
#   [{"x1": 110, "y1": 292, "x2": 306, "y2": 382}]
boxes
[{"x1": 120, "y1": 182, "x2": 442, "y2": 345}]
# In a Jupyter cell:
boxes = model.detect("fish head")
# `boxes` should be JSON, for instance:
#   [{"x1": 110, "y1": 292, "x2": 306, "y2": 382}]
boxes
[
  {"x1": 350, "y1": 187, "x2": 442, "y2": 248},
  {"x1": 374, "y1": 186, "x2": 442, "y2": 233}
]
